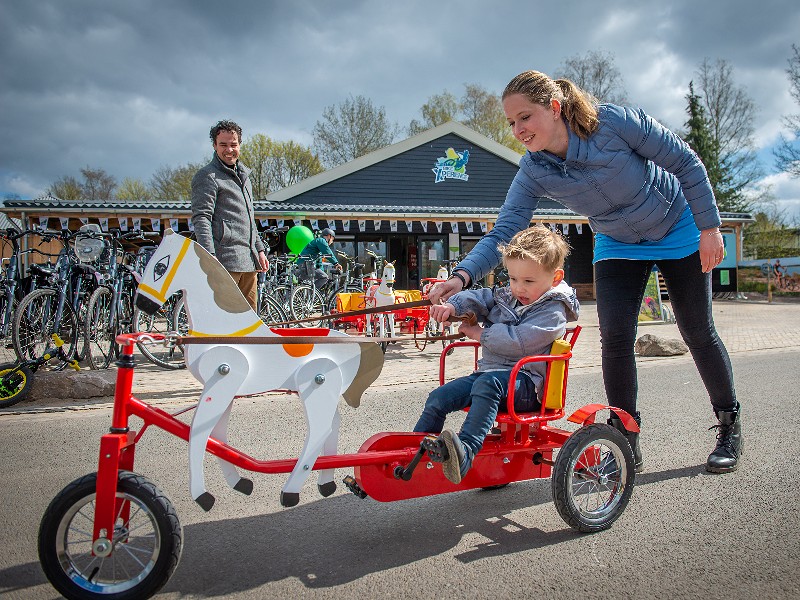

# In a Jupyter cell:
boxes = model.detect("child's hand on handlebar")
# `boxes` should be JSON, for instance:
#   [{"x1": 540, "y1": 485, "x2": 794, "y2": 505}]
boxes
[{"x1": 429, "y1": 302, "x2": 456, "y2": 324}]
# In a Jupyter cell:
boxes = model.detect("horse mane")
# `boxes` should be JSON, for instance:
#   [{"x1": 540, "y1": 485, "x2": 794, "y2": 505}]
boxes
[{"x1": 193, "y1": 243, "x2": 253, "y2": 314}]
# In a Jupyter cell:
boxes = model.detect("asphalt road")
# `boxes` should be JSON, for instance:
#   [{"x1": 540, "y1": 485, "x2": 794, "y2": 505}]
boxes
[{"x1": 1, "y1": 348, "x2": 799, "y2": 600}]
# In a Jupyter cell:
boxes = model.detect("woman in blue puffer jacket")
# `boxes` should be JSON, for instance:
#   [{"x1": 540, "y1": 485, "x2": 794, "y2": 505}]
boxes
[{"x1": 430, "y1": 70, "x2": 741, "y2": 475}]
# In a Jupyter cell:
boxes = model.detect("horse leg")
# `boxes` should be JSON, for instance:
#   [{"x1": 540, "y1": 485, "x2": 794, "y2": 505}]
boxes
[
  {"x1": 316, "y1": 407, "x2": 341, "y2": 498},
  {"x1": 281, "y1": 357, "x2": 343, "y2": 507},
  {"x1": 189, "y1": 346, "x2": 250, "y2": 511},
  {"x1": 211, "y1": 402, "x2": 253, "y2": 496}
]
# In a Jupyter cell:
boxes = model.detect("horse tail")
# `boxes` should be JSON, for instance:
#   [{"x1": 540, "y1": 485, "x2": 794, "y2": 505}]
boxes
[{"x1": 341, "y1": 342, "x2": 385, "y2": 408}]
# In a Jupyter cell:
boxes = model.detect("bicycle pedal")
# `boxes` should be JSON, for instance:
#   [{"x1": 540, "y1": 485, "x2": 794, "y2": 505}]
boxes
[{"x1": 421, "y1": 435, "x2": 449, "y2": 462}]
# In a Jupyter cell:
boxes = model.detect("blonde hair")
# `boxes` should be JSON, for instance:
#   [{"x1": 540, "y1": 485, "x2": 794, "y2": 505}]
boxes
[
  {"x1": 502, "y1": 70, "x2": 599, "y2": 139},
  {"x1": 498, "y1": 225, "x2": 570, "y2": 272}
]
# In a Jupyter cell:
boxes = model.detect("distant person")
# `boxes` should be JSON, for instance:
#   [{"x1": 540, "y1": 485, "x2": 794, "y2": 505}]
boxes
[
  {"x1": 299, "y1": 228, "x2": 341, "y2": 289},
  {"x1": 774, "y1": 259, "x2": 785, "y2": 288},
  {"x1": 430, "y1": 70, "x2": 742, "y2": 474},
  {"x1": 415, "y1": 226, "x2": 579, "y2": 484},
  {"x1": 191, "y1": 120, "x2": 268, "y2": 311}
]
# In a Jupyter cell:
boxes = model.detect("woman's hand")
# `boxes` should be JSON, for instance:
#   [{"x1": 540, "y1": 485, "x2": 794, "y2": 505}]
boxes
[
  {"x1": 429, "y1": 302, "x2": 456, "y2": 323},
  {"x1": 427, "y1": 271, "x2": 469, "y2": 304},
  {"x1": 699, "y1": 228, "x2": 724, "y2": 273}
]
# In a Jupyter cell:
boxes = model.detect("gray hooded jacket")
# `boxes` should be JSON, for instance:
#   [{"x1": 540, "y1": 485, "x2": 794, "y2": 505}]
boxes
[{"x1": 447, "y1": 281, "x2": 580, "y2": 397}]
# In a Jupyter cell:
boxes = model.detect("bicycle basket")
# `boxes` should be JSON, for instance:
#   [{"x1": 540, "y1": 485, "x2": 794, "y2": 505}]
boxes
[
  {"x1": 74, "y1": 224, "x2": 106, "y2": 263},
  {"x1": 299, "y1": 259, "x2": 315, "y2": 280}
]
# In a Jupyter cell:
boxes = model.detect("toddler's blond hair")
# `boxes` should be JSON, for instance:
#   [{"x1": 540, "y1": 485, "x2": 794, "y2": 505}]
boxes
[{"x1": 498, "y1": 225, "x2": 570, "y2": 272}]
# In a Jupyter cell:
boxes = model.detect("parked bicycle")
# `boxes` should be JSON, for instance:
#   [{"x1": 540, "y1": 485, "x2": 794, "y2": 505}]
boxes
[
  {"x1": 12, "y1": 227, "x2": 101, "y2": 368},
  {"x1": 84, "y1": 229, "x2": 157, "y2": 369},
  {"x1": 0, "y1": 227, "x2": 41, "y2": 364}
]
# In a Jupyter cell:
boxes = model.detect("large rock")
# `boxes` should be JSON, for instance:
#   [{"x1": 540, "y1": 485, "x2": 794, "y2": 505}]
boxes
[
  {"x1": 29, "y1": 368, "x2": 117, "y2": 401},
  {"x1": 635, "y1": 334, "x2": 689, "y2": 357}
]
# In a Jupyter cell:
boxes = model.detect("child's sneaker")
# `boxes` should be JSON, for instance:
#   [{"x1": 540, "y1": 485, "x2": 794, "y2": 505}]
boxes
[{"x1": 439, "y1": 430, "x2": 469, "y2": 484}]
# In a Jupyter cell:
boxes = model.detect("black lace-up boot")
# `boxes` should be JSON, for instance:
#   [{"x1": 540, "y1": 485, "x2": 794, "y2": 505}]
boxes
[
  {"x1": 706, "y1": 403, "x2": 742, "y2": 473},
  {"x1": 608, "y1": 412, "x2": 643, "y2": 473}
]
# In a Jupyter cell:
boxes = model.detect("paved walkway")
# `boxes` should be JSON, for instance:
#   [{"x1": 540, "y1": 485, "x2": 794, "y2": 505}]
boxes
[{"x1": 8, "y1": 298, "x2": 800, "y2": 411}]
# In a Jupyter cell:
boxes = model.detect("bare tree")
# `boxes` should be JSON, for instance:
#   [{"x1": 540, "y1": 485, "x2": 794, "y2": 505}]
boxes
[
  {"x1": 775, "y1": 44, "x2": 800, "y2": 177},
  {"x1": 240, "y1": 134, "x2": 275, "y2": 199},
  {"x1": 269, "y1": 140, "x2": 323, "y2": 191},
  {"x1": 555, "y1": 50, "x2": 627, "y2": 104},
  {"x1": 79, "y1": 167, "x2": 116, "y2": 200},
  {"x1": 150, "y1": 162, "x2": 203, "y2": 201},
  {"x1": 48, "y1": 175, "x2": 82, "y2": 200},
  {"x1": 313, "y1": 95, "x2": 400, "y2": 168},
  {"x1": 696, "y1": 58, "x2": 762, "y2": 202}
]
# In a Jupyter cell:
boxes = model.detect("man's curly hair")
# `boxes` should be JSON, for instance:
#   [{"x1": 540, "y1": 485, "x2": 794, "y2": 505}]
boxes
[
  {"x1": 210, "y1": 120, "x2": 242, "y2": 144},
  {"x1": 498, "y1": 225, "x2": 570, "y2": 272}
]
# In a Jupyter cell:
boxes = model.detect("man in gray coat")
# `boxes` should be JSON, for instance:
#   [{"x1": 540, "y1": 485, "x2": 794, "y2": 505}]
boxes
[{"x1": 191, "y1": 120, "x2": 268, "y2": 310}]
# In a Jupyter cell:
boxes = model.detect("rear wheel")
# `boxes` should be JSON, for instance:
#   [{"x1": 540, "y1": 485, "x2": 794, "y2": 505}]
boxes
[
  {"x1": 258, "y1": 294, "x2": 289, "y2": 327},
  {"x1": 0, "y1": 294, "x2": 19, "y2": 365},
  {"x1": 290, "y1": 284, "x2": 325, "y2": 327},
  {"x1": 38, "y1": 471, "x2": 182, "y2": 600},
  {"x1": 85, "y1": 286, "x2": 115, "y2": 369},
  {"x1": 13, "y1": 288, "x2": 78, "y2": 368},
  {"x1": 551, "y1": 423, "x2": 635, "y2": 532},
  {"x1": 132, "y1": 293, "x2": 186, "y2": 370}
]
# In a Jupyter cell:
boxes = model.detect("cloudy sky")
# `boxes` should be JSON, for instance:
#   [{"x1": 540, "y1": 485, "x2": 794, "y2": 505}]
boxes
[{"x1": 2, "y1": 0, "x2": 799, "y2": 219}]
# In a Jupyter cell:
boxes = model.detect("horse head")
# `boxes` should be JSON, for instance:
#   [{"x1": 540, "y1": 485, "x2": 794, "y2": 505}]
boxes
[
  {"x1": 436, "y1": 265, "x2": 449, "y2": 280},
  {"x1": 381, "y1": 261, "x2": 396, "y2": 289},
  {"x1": 135, "y1": 229, "x2": 187, "y2": 315}
]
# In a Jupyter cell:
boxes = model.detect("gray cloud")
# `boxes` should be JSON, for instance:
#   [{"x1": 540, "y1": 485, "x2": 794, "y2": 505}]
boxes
[{"x1": 1, "y1": 0, "x2": 799, "y2": 215}]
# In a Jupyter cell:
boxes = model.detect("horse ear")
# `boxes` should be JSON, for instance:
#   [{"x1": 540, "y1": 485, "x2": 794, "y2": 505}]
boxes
[{"x1": 389, "y1": 261, "x2": 395, "y2": 266}]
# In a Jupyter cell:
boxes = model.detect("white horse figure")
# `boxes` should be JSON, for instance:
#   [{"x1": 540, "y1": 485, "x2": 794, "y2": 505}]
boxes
[
  {"x1": 364, "y1": 261, "x2": 397, "y2": 338},
  {"x1": 135, "y1": 230, "x2": 384, "y2": 510},
  {"x1": 436, "y1": 264, "x2": 449, "y2": 281}
]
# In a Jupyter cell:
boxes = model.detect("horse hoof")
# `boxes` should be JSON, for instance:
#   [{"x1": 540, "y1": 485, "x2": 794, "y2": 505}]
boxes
[
  {"x1": 234, "y1": 478, "x2": 253, "y2": 495},
  {"x1": 318, "y1": 481, "x2": 336, "y2": 497},
  {"x1": 280, "y1": 492, "x2": 300, "y2": 507},
  {"x1": 195, "y1": 492, "x2": 215, "y2": 512}
]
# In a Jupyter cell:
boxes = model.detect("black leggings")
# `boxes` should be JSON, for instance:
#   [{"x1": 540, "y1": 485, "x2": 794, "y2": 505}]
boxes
[{"x1": 594, "y1": 252, "x2": 737, "y2": 417}]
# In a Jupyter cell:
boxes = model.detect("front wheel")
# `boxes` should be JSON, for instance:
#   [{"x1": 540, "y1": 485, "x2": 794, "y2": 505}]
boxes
[
  {"x1": 132, "y1": 293, "x2": 186, "y2": 370},
  {"x1": 13, "y1": 288, "x2": 78, "y2": 367},
  {"x1": 38, "y1": 471, "x2": 182, "y2": 600},
  {"x1": 0, "y1": 362, "x2": 33, "y2": 408},
  {"x1": 85, "y1": 286, "x2": 116, "y2": 369},
  {"x1": 551, "y1": 423, "x2": 635, "y2": 533}
]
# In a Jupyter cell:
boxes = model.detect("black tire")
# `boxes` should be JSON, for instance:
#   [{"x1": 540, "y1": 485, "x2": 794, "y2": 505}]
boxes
[
  {"x1": 0, "y1": 294, "x2": 19, "y2": 365},
  {"x1": 132, "y1": 293, "x2": 186, "y2": 370},
  {"x1": 0, "y1": 362, "x2": 33, "y2": 408},
  {"x1": 551, "y1": 423, "x2": 635, "y2": 533},
  {"x1": 13, "y1": 288, "x2": 78, "y2": 368},
  {"x1": 258, "y1": 294, "x2": 289, "y2": 327},
  {"x1": 85, "y1": 286, "x2": 116, "y2": 369},
  {"x1": 38, "y1": 471, "x2": 182, "y2": 600},
  {"x1": 290, "y1": 284, "x2": 325, "y2": 327}
]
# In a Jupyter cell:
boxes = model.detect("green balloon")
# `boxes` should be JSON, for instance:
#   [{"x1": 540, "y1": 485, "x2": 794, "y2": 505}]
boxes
[{"x1": 286, "y1": 225, "x2": 313, "y2": 254}]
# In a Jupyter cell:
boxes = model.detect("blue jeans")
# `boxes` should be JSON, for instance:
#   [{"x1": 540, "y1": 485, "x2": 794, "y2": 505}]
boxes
[
  {"x1": 594, "y1": 252, "x2": 737, "y2": 417},
  {"x1": 414, "y1": 370, "x2": 539, "y2": 462}
]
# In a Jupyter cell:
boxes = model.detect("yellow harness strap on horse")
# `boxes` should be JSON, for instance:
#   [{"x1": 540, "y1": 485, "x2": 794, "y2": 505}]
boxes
[{"x1": 544, "y1": 338, "x2": 572, "y2": 410}]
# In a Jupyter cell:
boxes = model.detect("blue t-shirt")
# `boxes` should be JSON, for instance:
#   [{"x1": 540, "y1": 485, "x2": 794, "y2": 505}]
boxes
[{"x1": 593, "y1": 205, "x2": 700, "y2": 263}]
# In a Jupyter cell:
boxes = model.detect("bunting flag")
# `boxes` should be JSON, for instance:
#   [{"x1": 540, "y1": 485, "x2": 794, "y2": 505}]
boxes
[
  {"x1": 277, "y1": 219, "x2": 284, "y2": 228},
  {"x1": 39, "y1": 216, "x2": 49, "y2": 230},
  {"x1": 405, "y1": 221, "x2": 413, "y2": 232},
  {"x1": 311, "y1": 219, "x2": 318, "y2": 230},
  {"x1": 327, "y1": 220, "x2": 336, "y2": 231},
  {"x1": 100, "y1": 218, "x2": 108, "y2": 231},
  {"x1": 59, "y1": 217, "x2": 69, "y2": 230},
  {"x1": 372, "y1": 219, "x2": 380, "y2": 230},
  {"x1": 480, "y1": 222, "x2": 487, "y2": 233},
  {"x1": 358, "y1": 220, "x2": 365, "y2": 232},
  {"x1": 562, "y1": 223, "x2": 569, "y2": 235},
  {"x1": 576, "y1": 223, "x2": 583, "y2": 234},
  {"x1": 133, "y1": 218, "x2": 141, "y2": 230},
  {"x1": 424, "y1": 221, "x2": 432, "y2": 233},
  {"x1": 259, "y1": 218, "x2": 269, "y2": 227},
  {"x1": 80, "y1": 218, "x2": 89, "y2": 226},
  {"x1": 118, "y1": 217, "x2": 128, "y2": 231},
  {"x1": 449, "y1": 221, "x2": 457, "y2": 233},
  {"x1": 466, "y1": 222, "x2": 474, "y2": 233},
  {"x1": 188, "y1": 220, "x2": 195, "y2": 232},
  {"x1": 150, "y1": 218, "x2": 160, "y2": 231},
  {"x1": 169, "y1": 218, "x2": 179, "y2": 231},
  {"x1": 342, "y1": 220, "x2": 350, "y2": 232},
  {"x1": 390, "y1": 220, "x2": 398, "y2": 232},
  {"x1": 435, "y1": 221, "x2": 443, "y2": 233}
]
